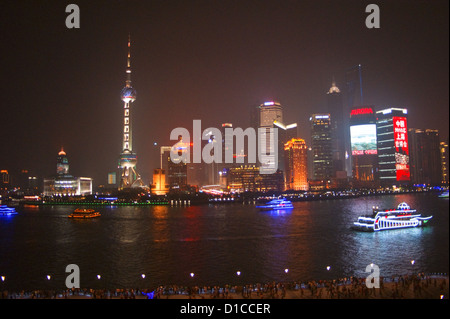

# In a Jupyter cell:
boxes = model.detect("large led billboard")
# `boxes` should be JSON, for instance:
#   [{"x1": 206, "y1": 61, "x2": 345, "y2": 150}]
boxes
[
  {"x1": 350, "y1": 124, "x2": 377, "y2": 155},
  {"x1": 393, "y1": 116, "x2": 410, "y2": 181}
]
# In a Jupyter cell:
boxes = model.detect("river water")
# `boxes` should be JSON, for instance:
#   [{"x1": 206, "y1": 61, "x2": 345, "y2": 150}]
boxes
[{"x1": 0, "y1": 193, "x2": 448, "y2": 291}]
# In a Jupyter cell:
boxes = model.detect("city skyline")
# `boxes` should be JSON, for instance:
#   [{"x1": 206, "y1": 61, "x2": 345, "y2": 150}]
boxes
[{"x1": 0, "y1": 0, "x2": 448, "y2": 186}]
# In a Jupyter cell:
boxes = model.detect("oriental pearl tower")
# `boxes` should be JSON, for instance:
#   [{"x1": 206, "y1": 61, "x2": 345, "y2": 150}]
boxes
[{"x1": 118, "y1": 35, "x2": 144, "y2": 190}]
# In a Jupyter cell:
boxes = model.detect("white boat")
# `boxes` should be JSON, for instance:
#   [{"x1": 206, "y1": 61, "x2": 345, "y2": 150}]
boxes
[
  {"x1": 438, "y1": 190, "x2": 449, "y2": 198},
  {"x1": 256, "y1": 198, "x2": 294, "y2": 210},
  {"x1": 353, "y1": 202, "x2": 432, "y2": 232}
]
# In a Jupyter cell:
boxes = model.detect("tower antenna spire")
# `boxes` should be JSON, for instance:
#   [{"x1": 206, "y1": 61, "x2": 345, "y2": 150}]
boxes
[{"x1": 126, "y1": 34, "x2": 132, "y2": 87}]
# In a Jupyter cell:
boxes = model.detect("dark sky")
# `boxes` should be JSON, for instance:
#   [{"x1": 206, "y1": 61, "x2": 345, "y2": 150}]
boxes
[{"x1": 0, "y1": 0, "x2": 448, "y2": 185}]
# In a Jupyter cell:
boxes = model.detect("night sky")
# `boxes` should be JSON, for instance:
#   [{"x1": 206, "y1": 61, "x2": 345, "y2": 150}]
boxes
[{"x1": 0, "y1": 0, "x2": 448, "y2": 186}]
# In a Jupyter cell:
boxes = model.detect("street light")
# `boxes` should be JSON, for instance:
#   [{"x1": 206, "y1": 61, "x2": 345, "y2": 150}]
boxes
[
  {"x1": 46, "y1": 275, "x2": 51, "y2": 281},
  {"x1": 141, "y1": 274, "x2": 146, "y2": 279},
  {"x1": 190, "y1": 272, "x2": 195, "y2": 278},
  {"x1": 236, "y1": 271, "x2": 241, "y2": 276},
  {"x1": 284, "y1": 268, "x2": 289, "y2": 274},
  {"x1": 1, "y1": 276, "x2": 5, "y2": 282},
  {"x1": 97, "y1": 274, "x2": 101, "y2": 280}
]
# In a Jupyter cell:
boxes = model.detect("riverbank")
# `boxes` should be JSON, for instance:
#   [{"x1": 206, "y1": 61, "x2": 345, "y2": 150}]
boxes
[
  {"x1": 8, "y1": 187, "x2": 447, "y2": 207},
  {"x1": 1, "y1": 273, "x2": 447, "y2": 300}
]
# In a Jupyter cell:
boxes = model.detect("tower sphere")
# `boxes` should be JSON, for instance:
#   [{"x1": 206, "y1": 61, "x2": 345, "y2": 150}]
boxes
[
  {"x1": 119, "y1": 151, "x2": 137, "y2": 168},
  {"x1": 121, "y1": 86, "x2": 136, "y2": 103}
]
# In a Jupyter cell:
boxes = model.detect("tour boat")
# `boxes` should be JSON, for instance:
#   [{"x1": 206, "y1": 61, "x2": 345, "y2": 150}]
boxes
[
  {"x1": 68, "y1": 208, "x2": 101, "y2": 219},
  {"x1": 353, "y1": 202, "x2": 432, "y2": 232},
  {"x1": 438, "y1": 190, "x2": 449, "y2": 198},
  {"x1": 256, "y1": 198, "x2": 294, "y2": 210},
  {"x1": 0, "y1": 205, "x2": 18, "y2": 216}
]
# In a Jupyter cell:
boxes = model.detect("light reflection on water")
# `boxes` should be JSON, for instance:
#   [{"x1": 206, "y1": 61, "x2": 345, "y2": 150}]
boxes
[{"x1": 0, "y1": 193, "x2": 447, "y2": 290}]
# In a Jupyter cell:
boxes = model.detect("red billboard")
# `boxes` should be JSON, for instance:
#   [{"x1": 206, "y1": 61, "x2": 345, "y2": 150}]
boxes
[
  {"x1": 350, "y1": 107, "x2": 374, "y2": 117},
  {"x1": 393, "y1": 116, "x2": 410, "y2": 181}
]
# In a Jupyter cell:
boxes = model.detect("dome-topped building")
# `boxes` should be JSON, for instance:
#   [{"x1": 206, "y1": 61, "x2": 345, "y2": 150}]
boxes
[
  {"x1": 44, "y1": 149, "x2": 93, "y2": 196},
  {"x1": 56, "y1": 147, "x2": 69, "y2": 176}
]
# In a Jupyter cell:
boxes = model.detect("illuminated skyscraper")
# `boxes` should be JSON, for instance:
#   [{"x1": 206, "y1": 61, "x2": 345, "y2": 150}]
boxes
[
  {"x1": 310, "y1": 114, "x2": 333, "y2": 181},
  {"x1": 259, "y1": 101, "x2": 283, "y2": 127},
  {"x1": 258, "y1": 101, "x2": 282, "y2": 174},
  {"x1": 253, "y1": 101, "x2": 297, "y2": 175},
  {"x1": 376, "y1": 108, "x2": 410, "y2": 186},
  {"x1": 151, "y1": 168, "x2": 169, "y2": 195},
  {"x1": 345, "y1": 65, "x2": 364, "y2": 176},
  {"x1": 326, "y1": 80, "x2": 346, "y2": 176},
  {"x1": 284, "y1": 138, "x2": 308, "y2": 191},
  {"x1": 440, "y1": 141, "x2": 449, "y2": 185},
  {"x1": 118, "y1": 36, "x2": 144, "y2": 190},
  {"x1": 273, "y1": 120, "x2": 297, "y2": 173},
  {"x1": 167, "y1": 138, "x2": 189, "y2": 190}
]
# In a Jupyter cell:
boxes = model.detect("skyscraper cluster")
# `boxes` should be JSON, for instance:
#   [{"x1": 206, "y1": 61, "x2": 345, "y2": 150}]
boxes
[
  {"x1": 3, "y1": 40, "x2": 447, "y2": 198},
  {"x1": 145, "y1": 75, "x2": 448, "y2": 194}
]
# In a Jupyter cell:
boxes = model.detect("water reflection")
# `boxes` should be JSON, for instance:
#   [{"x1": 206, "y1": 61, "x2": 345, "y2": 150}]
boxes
[{"x1": 0, "y1": 193, "x2": 447, "y2": 290}]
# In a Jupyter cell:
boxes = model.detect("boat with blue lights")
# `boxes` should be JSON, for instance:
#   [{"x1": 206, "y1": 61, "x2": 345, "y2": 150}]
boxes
[
  {"x1": 0, "y1": 205, "x2": 18, "y2": 216},
  {"x1": 256, "y1": 198, "x2": 294, "y2": 210},
  {"x1": 352, "y1": 202, "x2": 432, "y2": 232},
  {"x1": 438, "y1": 190, "x2": 449, "y2": 198}
]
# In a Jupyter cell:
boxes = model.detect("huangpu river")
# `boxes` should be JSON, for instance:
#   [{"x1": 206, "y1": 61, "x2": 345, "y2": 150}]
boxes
[{"x1": 0, "y1": 193, "x2": 448, "y2": 291}]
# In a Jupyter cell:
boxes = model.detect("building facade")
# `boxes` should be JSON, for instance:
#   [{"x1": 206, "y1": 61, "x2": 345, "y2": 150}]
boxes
[
  {"x1": 349, "y1": 106, "x2": 379, "y2": 188},
  {"x1": 258, "y1": 101, "x2": 283, "y2": 174},
  {"x1": 376, "y1": 108, "x2": 410, "y2": 186},
  {"x1": 440, "y1": 141, "x2": 449, "y2": 185},
  {"x1": 151, "y1": 168, "x2": 169, "y2": 195},
  {"x1": 43, "y1": 149, "x2": 93, "y2": 196},
  {"x1": 284, "y1": 138, "x2": 308, "y2": 191},
  {"x1": 227, "y1": 165, "x2": 284, "y2": 193},
  {"x1": 310, "y1": 114, "x2": 333, "y2": 182},
  {"x1": 408, "y1": 129, "x2": 442, "y2": 186},
  {"x1": 326, "y1": 80, "x2": 346, "y2": 176},
  {"x1": 274, "y1": 120, "x2": 298, "y2": 174},
  {"x1": 167, "y1": 144, "x2": 188, "y2": 191}
]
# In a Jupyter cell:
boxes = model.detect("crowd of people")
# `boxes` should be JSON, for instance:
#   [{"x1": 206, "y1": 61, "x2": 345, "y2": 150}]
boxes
[{"x1": 1, "y1": 273, "x2": 447, "y2": 299}]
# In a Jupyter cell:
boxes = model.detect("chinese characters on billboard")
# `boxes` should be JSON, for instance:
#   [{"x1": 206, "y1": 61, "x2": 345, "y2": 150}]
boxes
[
  {"x1": 350, "y1": 124, "x2": 378, "y2": 155},
  {"x1": 393, "y1": 116, "x2": 410, "y2": 181}
]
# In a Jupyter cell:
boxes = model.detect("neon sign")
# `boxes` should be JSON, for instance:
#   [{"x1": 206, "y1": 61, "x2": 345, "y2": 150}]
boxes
[
  {"x1": 393, "y1": 116, "x2": 410, "y2": 181},
  {"x1": 350, "y1": 107, "x2": 374, "y2": 117}
]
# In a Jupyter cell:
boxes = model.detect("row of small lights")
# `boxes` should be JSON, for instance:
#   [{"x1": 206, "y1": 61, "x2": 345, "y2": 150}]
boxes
[
  {"x1": 0, "y1": 261, "x2": 424, "y2": 283},
  {"x1": 1, "y1": 260, "x2": 445, "y2": 299},
  {"x1": 0, "y1": 266, "x2": 331, "y2": 283}
]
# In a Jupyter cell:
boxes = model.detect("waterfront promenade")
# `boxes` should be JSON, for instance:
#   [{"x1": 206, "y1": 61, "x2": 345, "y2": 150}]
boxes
[{"x1": 1, "y1": 273, "x2": 447, "y2": 300}]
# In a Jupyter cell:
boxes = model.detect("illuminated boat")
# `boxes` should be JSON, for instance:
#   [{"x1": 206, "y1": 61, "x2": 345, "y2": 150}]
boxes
[
  {"x1": 256, "y1": 198, "x2": 294, "y2": 210},
  {"x1": 68, "y1": 208, "x2": 101, "y2": 219},
  {"x1": 0, "y1": 205, "x2": 18, "y2": 216},
  {"x1": 438, "y1": 190, "x2": 449, "y2": 198},
  {"x1": 353, "y1": 202, "x2": 432, "y2": 232}
]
